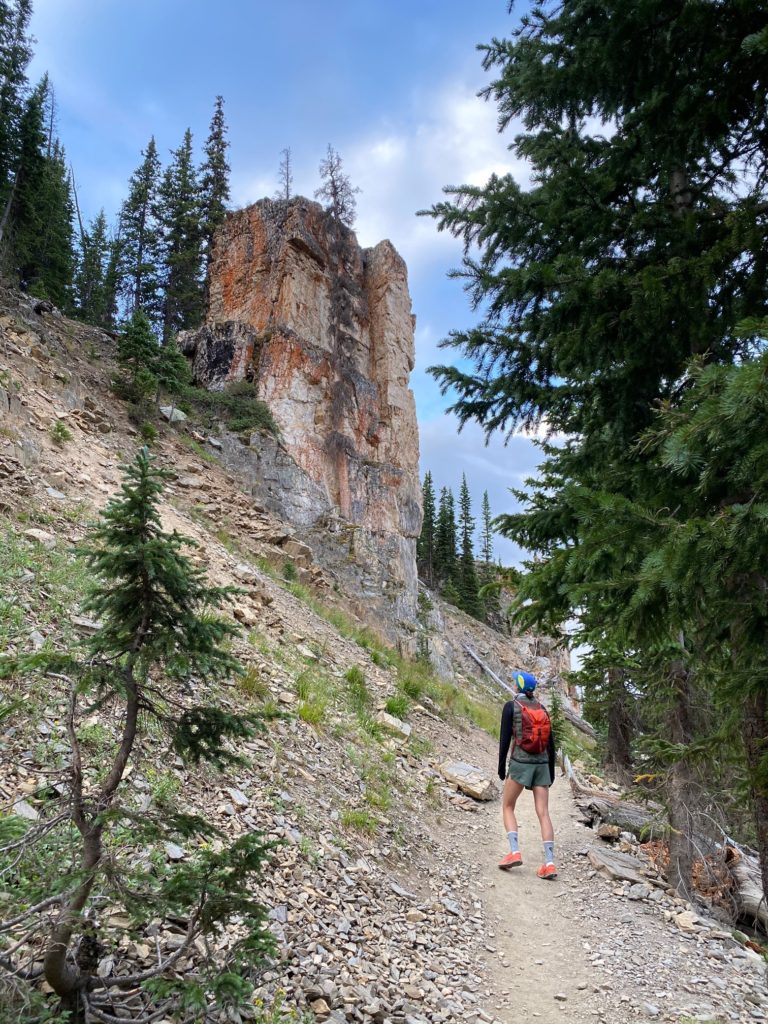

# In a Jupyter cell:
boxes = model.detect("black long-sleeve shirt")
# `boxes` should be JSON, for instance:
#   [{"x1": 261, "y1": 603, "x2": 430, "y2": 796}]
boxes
[{"x1": 498, "y1": 696, "x2": 556, "y2": 783}]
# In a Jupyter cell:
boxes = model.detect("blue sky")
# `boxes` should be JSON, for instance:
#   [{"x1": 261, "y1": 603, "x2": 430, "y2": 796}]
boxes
[{"x1": 29, "y1": 0, "x2": 540, "y2": 564}]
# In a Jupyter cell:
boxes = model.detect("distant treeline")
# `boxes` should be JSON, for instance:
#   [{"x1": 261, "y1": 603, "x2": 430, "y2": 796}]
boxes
[{"x1": 417, "y1": 471, "x2": 518, "y2": 624}]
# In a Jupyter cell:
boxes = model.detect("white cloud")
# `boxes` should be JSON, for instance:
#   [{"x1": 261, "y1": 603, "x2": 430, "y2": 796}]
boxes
[
  {"x1": 346, "y1": 79, "x2": 530, "y2": 268},
  {"x1": 230, "y1": 77, "x2": 529, "y2": 273}
]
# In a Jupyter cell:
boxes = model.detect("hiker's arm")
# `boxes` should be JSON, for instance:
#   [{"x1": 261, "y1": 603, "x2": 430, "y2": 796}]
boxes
[
  {"x1": 498, "y1": 702, "x2": 514, "y2": 780},
  {"x1": 548, "y1": 730, "x2": 556, "y2": 784}
]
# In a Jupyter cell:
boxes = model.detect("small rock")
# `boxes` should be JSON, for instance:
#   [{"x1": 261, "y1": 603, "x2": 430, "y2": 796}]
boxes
[
  {"x1": 23, "y1": 528, "x2": 56, "y2": 549},
  {"x1": 226, "y1": 787, "x2": 249, "y2": 809},
  {"x1": 628, "y1": 883, "x2": 650, "y2": 900},
  {"x1": 164, "y1": 842, "x2": 185, "y2": 861},
  {"x1": 438, "y1": 761, "x2": 496, "y2": 802},
  {"x1": 159, "y1": 406, "x2": 187, "y2": 423},
  {"x1": 13, "y1": 799, "x2": 39, "y2": 821},
  {"x1": 376, "y1": 711, "x2": 412, "y2": 742}
]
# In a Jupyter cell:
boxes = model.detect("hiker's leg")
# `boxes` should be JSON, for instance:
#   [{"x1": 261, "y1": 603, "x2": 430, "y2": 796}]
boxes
[
  {"x1": 532, "y1": 785, "x2": 554, "y2": 842},
  {"x1": 502, "y1": 777, "x2": 525, "y2": 834}
]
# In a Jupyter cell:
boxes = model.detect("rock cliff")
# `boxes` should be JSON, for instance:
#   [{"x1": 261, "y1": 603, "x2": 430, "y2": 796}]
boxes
[{"x1": 181, "y1": 198, "x2": 422, "y2": 637}]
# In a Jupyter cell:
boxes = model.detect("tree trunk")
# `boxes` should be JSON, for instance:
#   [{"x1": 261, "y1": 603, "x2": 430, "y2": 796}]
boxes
[
  {"x1": 605, "y1": 668, "x2": 634, "y2": 783},
  {"x1": 666, "y1": 657, "x2": 696, "y2": 900},
  {"x1": 742, "y1": 690, "x2": 768, "y2": 905}
]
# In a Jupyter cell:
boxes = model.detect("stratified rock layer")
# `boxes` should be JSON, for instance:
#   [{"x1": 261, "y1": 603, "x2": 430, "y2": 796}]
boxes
[{"x1": 182, "y1": 198, "x2": 422, "y2": 634}]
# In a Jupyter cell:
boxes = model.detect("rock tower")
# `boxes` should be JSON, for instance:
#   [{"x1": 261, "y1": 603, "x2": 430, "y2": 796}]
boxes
[{"x1": 181, "y1": 197, "x2": 422, "y2": 635}]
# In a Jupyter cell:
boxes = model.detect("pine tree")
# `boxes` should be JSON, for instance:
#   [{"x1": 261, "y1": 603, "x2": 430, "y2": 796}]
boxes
[
  {"x1": 315, "y1": 144, "x2": 360, "y2": 227},
  {"x1": 0, "y1": 449, "x2": 275, "y2": 1019},
  {"x1": 114, "y1": 306, "x2": 158, "y2": 406},
  {"x1": 0, "y1": 0, "x2": 33, "y2": 242},
  {"x1": 74, "y1": 208, "x2": 110, "y2": 326},
  {"x1": 417, "y1": 471, "x2": 436, "y2": 587},
  {"x1": 9, "y1": 79, "x2": 74, "y2": 307},
  {"x1": 119, "y1": 137, "x2": 162, "y2": 322},
  {"x1": 155, "y1": 334, "x2": 191, "y2": 410},
  {"x1": 480, "y1": 491, "x2": 493, "y2": 567},
  {"x1": 457, "y1": 475, "x2": 481, "y2": 618},
  {"x1": 424, "y1": 0, "x2": 768, "y2": 900},
  {"x1": 434, "y1": 486, "x2": 457, "y2": 586},
  {"x1": 158, "y1": 128, "x2": 204, "y2": 340},
  {"x1": 200, "y1": 95, "x2": 230, "y2": 264},
  {"x1": 478, "y1": 490, "x2": 500, "y2": 624},
  {"x1": 275, "y1": 146, "x2": 293, "y2": 201}
]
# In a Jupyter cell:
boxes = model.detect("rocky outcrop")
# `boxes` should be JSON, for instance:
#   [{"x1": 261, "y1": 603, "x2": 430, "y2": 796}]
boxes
[{"x1": 181, "y1": 198, "x2": 422, "y2": 635}]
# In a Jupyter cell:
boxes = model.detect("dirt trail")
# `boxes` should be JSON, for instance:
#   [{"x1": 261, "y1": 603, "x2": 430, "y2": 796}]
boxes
[
  {"x1": 436, "y1": 726, "x2": 768, "y2": 1024},
  {"x1": 476, "y1": 779, "x2": 623, "y2": 1023}
]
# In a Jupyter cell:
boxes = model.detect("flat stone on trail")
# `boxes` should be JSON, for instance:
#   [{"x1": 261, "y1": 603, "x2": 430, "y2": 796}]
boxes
[
  {"x1": 587, "y1": 845, "x2": 661, "y2": 887},
  {"x1": 438, "y1": 761, "x2": 497, "y2": 801},
  {"x1": 675, "y1": 910, "x2": 699, "y2": 931},
  {"x1": 628, "y1": 882, "x2": 651, "y2": 900}
]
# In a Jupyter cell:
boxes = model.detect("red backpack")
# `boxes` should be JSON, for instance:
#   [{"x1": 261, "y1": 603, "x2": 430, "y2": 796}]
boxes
[{"x1": 514, "y1": 697, "x2": 551, "y2": 754}]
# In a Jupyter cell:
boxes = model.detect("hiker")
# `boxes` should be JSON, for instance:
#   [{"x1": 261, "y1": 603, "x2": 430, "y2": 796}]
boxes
[{"x1": 497, "y1": 671, "x2": 557, "y2": 879}]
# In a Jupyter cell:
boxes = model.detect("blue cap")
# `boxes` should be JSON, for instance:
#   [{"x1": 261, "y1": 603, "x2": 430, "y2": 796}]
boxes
[{"x1": 513, "y1": 671, "x2": 537, "y2": 694}]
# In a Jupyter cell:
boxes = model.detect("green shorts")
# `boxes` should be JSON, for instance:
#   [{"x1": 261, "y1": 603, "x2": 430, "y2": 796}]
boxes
[{"x1": 507, "y1": 759, "x2": 551, "y2": 790}]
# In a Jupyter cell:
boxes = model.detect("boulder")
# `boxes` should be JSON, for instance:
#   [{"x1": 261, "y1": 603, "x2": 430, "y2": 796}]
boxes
[
  {"x1": 159, "y1": 406, "x2": 187, "y2": 423},
  {"x1": 376, "y1": 711, "x2": 412, "y2": 742},
  {"x1": 438, "y1": 761, "x2": 497, "y2": 802}
]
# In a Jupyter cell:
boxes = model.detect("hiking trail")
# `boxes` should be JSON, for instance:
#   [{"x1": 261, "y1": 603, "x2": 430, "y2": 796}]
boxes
[{"x1": 430, "y1": 724, "x2": 768, "y2": 1024}]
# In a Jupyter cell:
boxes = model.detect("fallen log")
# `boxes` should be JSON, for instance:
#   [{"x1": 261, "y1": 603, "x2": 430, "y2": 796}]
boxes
[
  {"x1": 578, "y1": 795, "x2": 665, "y2": 839},
  {"x1": 725, "y1": 846, "x2": 768, "y2": 934}
]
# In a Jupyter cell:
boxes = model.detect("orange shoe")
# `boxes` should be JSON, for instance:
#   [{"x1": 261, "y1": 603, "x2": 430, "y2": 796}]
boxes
[
  {"x1": 498, "y1": 851, "x2": 523, "y2": 870},
  {"x1": 537, "y1": 863, "x2": 558, "y2": 880}
]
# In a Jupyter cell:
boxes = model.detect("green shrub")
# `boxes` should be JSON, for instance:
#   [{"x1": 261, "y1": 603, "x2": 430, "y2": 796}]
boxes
[
  {"x1": 49, "y1": 420, "x2": 72, "y2": 445},
  {"x1": 140, "y1": 420, "x2": 158, "y2": 444},
  {"x1": 344, "y1": 665, "x2": 370, "y2": 716},
  {"x1": 237, "y1": 666, "x2": 269, "y2": 701},
  {"x1": 183, "y1": 381, "x2": 278, "y2": 437},
  {"x1": 298, "y1": 700, "x2": 325, "y2": 725},
  {"x1": 296, "y1": 671, "x2": 311, "y2": 701},
  {"x1": 385, "y1": 694, "x2": 409, "y2": 720},
  {"x1": 282, "y1": 560, "x2": 298, "y2": 582},
  {"x1": 341, "y1": 808, "x2": 377, "y2": 834}
]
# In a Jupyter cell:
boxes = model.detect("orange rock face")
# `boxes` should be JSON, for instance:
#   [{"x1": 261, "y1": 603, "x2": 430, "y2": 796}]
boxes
[{"x1": 183, "y1": 198, "x2": 422, "y2": 628}]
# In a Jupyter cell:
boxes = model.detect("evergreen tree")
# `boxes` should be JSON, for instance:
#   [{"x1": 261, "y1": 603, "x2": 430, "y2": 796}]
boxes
[
  {"x1": 0, "y1": 449, "x2": 274, "y2": 1019},
  {"x1": 74, "y1": 208, "x2": 110, "y2": 326},
  {"x1": 0, "y1": 0, "x2": 33, "y2": 240},
  {"x1": 315, "y1": 144, "x2": 360, "y2": 227},
  {"x1": 155, "y1": 334, "x2": 191, "y2": 410},
  {"x1": 417, "y1": 470, "x2": 436, "y2": 587},
  {"x1": 9, "y1": 80, "x2": 74, "y2": 307},
  {"x1": 114, "y1": 306, "x2": 158, "y2": 406},
  {"x1": 200, "y1": 95, "x2": 230, "y2": 264},
  {"x1": 480, "y1": 490, "x2": 493, "y2": 567},
  {"x1": 434, "y1": 486, "x2": 457, "y2": 586},
  {"x1": 5, "y1": 74, "x2": 43, "y2": 261},
  {"x1": 457, "y1": 475, "x2": 481, "y2": 617},
  {"x1": 425, "y1": 0, "x2": 768, "y2": 899},
  {"x1": 478, "y1": 490, "x2": 501, "y2": 624},
  {"x1": 276, "y1": 146, "x2": 293, "y2": 201},
  {"x1": 158, "y1": 128, "x2": 204, "y2": 339},
  {"x1": 119, "y1": 137, "x2": 162, "y2": 322}
]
